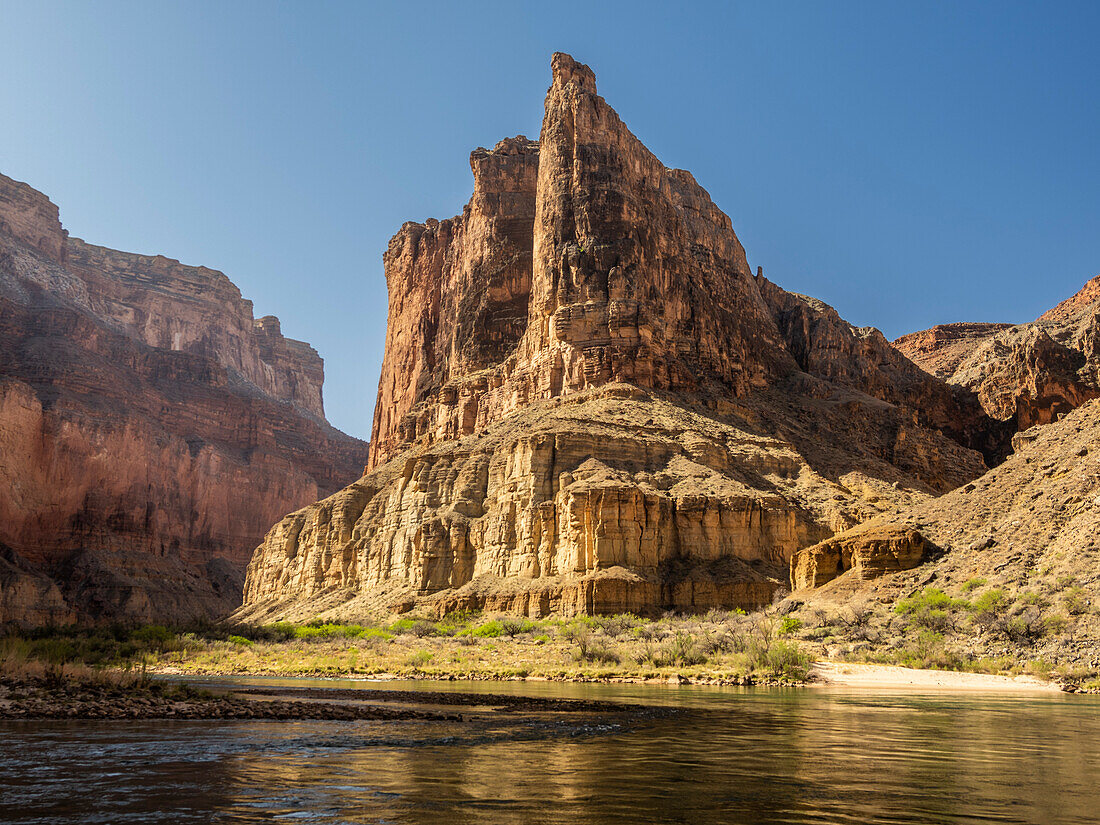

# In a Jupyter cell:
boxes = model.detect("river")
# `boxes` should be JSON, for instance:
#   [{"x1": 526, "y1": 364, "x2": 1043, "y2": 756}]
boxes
[{"x1": 2, "y1": 678, "x2": 1098, "y2": 824}]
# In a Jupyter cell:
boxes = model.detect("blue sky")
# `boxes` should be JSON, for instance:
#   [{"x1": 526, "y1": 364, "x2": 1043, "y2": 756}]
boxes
[{"x1": 1, "y1": 1, "x2": 1097, "y2": 439}]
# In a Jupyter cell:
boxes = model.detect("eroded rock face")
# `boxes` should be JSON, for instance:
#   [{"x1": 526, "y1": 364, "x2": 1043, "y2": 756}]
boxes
[
  {"x1": 368, "y1": 55, "x2": 801, "y2": 470},
  {"x1": 241, "y1": 54, "x2": 996, "y2": 621},
  {"x1": 0, "y1": 172, "x2": 369, "y2": 625},
  {"x1": 894, "y1": 276, "x2": 1100, "y2": 434},
  {"x1": 242, "y1": 386, "x2": 984, "y2": 620},
  {"x1": 893, "y1": 322, "x2": 1013, "y2": 379},
  {"x1": 790, "y1": 525, "x2": 930, "y2": 590},
  {"x1": 756, "y1": 278, "x2": 1000, "y2": 462}
]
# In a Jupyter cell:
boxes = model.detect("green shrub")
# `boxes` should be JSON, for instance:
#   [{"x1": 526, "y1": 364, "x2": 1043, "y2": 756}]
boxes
[
  {"x1": 357, "y1": 627, "x2": 393, "y2": 641},
  {"x1": 961, "y1": 577, "x2": 987, "y2": 592},
  {"x1": 470, "y1": 619, "x2": 505, "y2": 638},
  {"x1": 131, "y1": 625, "x2": 175, "y2": 650},
  {"x1": 405, "y1": 650, "x2": 434, "y2": 668},
  {"x1": 500, "y1": 618, "x2": 536, "y2": 636},
  {"x1": 264, "y1": 622, "x2": 297, "y2": 642},
  {"x1": 1062, "y1": 587, "x2": 1088, "y2": 616},
  {"x1": 1019, "y1": 590, "x2": 1048, "y2": 607},
  {"x1": 1001, "y1": 609, "x2": 1046, "y2": 644},
  {"x1": 594, "y1": 614, "x2": 638, "y2": 638},
  {"x1": 895, "y1": 588, "x2": 963, "y2": 614},
  {"x1": 1043, "y1": 614, "x2": 1069, "y2": 635},
  {"x1": 227, "y1": 635, "x2": 254, "y2": 647},
  {"x1": 778, "y1": 616, "x2": 803, "y2": 635},
  {"x1": 762, "y1": 640, "x2": 811, "y2": 680},
  {"x1": 573, "y1": 635, "x2": 619, "y2": 665},
  {"x1": 388, "y1": 618, "x2": 419, "y2": 634},
  {"x1": 408, "y1": 620, "x2": 439, "y2": 638},
  {"x1": 970, "y1": 588, "x2": 1007, "y2": 615}
]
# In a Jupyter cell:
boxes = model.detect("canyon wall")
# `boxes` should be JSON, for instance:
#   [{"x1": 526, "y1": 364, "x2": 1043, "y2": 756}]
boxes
[
  {"x1": 895, "y1": 275, "x2": 1100, "y2": 431},
  {"x1": 0, "y1": 171, "x2": 369, "y2": 625},
  {"x1": 241, "y1": 54, "x2": 995, "y2": 622}
]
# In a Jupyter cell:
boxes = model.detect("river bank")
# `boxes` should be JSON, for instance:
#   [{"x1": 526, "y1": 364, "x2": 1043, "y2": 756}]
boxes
[{"x1": 811, "y1": 661, "x2": 1065, "y2": 692}]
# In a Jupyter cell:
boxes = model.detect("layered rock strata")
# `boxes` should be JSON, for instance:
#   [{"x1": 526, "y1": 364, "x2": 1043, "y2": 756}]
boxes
[
  {"x1": 787, "y1": 399, "x2": 1100, "y2": 668},
  {"x1": 241, "y1": 54, "x2": 996, "y2": 621},
  {"x1": 895, "y1": 276, "x2": 1100, "y2": 432},
  {"x1": 0, "y1": 172, "x2": 369, "y2": 625},
  {"x1": 790, "y1": 525, "x2": 931, "y2": 590}
]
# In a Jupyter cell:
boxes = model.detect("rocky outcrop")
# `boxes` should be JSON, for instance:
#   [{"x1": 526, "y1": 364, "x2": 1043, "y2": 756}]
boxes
[
  {"x1": 790, "y1": 525, "x2": 930, "y2": 590},
  {"x1": 894, "y1": 276, "x2": 1100, "y2": 433},
  {"x1": 241, "y1": 54, "x2": 995, "y2": 622},
  {"x1": 756, "y1": 279, "x2": 1001, "y2": 462},
  {"x1": 893, "y1": 322, "x2": 1012, "y2": 379},
  {"x1": 0, "y1": 172, "x2": 369, "y2": 625},
  {"x1": 787, "y1": 399, "x2": 1100, "y2": 669}
]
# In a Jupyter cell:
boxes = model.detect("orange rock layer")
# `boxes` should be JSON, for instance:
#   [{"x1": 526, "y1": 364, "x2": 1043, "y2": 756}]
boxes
[
  {"x1": 0, "y1": 171, "x2": 368, "y2": 624},
  {"x1": 240, "y1": 54, "x2": 1000, "y2": 622}
]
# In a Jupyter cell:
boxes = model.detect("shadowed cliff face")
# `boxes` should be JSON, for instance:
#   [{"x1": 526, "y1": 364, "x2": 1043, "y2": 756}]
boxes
[
  {"x1": 895, "y1": 275, "x2": 1100, "y2": 434},
  {"x1": 0, "y1": 171, "x2": 369, "y2": 625},
  {"x1": 241, "y1": 53, "x2": 1002, "y2": 622}
]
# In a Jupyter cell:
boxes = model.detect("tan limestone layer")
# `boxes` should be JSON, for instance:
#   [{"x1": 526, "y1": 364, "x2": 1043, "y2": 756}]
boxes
[
  {"x1": 790, "y1": 525, "x2": 929, "y2": 590},
  {"x1": 242, "y1": 382, "x2": 985, "y2": 620}
]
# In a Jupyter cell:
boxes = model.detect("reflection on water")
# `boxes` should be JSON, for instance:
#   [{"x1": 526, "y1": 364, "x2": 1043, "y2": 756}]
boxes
[{"x1": 3, "y1": 679, "x2": 1099, "y2": 825}]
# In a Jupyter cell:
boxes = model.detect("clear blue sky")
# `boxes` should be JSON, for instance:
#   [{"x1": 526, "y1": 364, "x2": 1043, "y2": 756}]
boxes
[{"x1": 1, "y1": 1, "x2": 1097, "y2": 439}]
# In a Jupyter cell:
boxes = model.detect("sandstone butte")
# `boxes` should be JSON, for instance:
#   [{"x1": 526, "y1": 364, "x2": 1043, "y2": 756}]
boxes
[
  {"x1": 0, "y1": 170, "x2": 369, "y2": 625},
  {"x1": 240, "y1": 52, "x2": 1045, "y2": 623}
]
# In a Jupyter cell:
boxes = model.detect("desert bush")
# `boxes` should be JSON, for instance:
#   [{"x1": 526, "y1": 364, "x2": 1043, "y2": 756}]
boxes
[
  {"x1": 662, "y1": 631, "x2": 707, "y2": 667},
  {"x1": 1062, "y1": 587, "x2": 1088, "y2": 616},
  {"x1": 998, "y1": 607, "x2": 1046, "y2": 645},
  {"x1": 573, "y1": 633, "x2": 620, "y2": 665},
  {"x1": 499, "y1": 618, "x2": 536, "y2": 637},
  {"x1": 131, "y1": 625, "x2": 174, "y2": 651},
  {"x1": 1043, "y1": 614, "x2": 1069, "y2": 635},
  {"x1": 470, "y1": 619, "x2": 506, "y2": 638},
  {"x1": 595, "y1": 614, "x2": 637, "y2": 638},
  {"x1": 961, "y1": 577, "x2": 987, "y2": 592},
  {"x1": 778, "y1": 616, "x2": 803, "y2": 635},
  {"x1": 896, "y1": 588, "x2": 968, "y2": 632},
  {"x1": 840, "y1": 602, "x2": 874, "y2": 631},
  {"x1": 1019, "y1": 590, "x2": 1049, "y2": 608},
  {"x1": 405, "y1": 650, "x2": 434, "y2": 668},
  {"x1": 761, "y1": 640, "x2": 811, "y2": 680},
  {"x1": 697, "y1": 630, "x2": 734, "y2": 657},
  {"x1": 408, "y1": 620, "x2": 439, "y2": 638}
]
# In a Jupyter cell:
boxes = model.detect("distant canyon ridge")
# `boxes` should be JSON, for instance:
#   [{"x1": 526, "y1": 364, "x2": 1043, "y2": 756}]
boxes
[{"x1": 0, "y1": 170, "x2": 368, "y2": 624}]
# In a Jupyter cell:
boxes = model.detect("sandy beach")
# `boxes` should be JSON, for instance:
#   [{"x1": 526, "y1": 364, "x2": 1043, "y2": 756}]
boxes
[{"x1": 812, "y1": 662, "x2": 1063, "y2": 693}]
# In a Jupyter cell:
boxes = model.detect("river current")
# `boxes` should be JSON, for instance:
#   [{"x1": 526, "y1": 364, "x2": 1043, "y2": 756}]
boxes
[{"x1": 2, "y1": 678, "x2": 1097, "y2": 824}]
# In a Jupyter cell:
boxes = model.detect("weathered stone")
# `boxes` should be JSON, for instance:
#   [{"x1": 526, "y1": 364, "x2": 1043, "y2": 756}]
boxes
[
  {"x1": 0, "y1": 172, "x2": 369, "y2": 625},
  {"x1": 240, "y1": 54, "x2": 995, "y2": 621},
  {"x1": 790, "y1": 525, "x2": 930, "y2": 590},
  {"x1": 895, "y1": 275, "x2": 1100, "y2": 436}
]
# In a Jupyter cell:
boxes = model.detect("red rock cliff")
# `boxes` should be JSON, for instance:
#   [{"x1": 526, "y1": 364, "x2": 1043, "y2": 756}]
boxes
[
  {"x1": 894, "y1": 275, "x2": 1100, "y2": 432},
  {"x1": 241, "y1": 54, "x2": 997, "y2": 622},
  {"x1": 0, "y1": 171, "x2": 369, "y2": 625}
]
